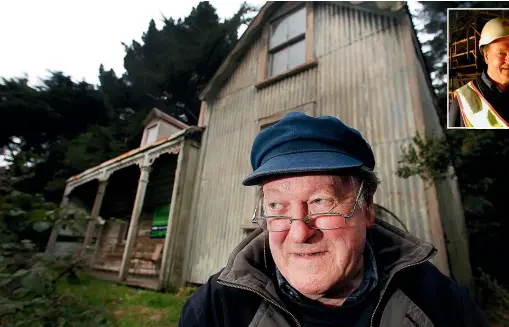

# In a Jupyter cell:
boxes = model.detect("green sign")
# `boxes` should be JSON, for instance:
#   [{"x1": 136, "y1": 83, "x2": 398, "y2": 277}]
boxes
[{"x1": 150, "y1": 204, "x2": 169, "y2": 239}]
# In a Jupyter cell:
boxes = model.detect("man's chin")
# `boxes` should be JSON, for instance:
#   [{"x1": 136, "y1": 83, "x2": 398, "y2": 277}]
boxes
[{"x1": 288, "y1": 276, "x2": 333, "y2": 297}]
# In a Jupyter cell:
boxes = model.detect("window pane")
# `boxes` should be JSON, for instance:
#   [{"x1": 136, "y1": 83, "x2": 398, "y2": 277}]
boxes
[
  {"x1": 288, "y1": 39, "x2": 306, "y2": 69},
  {"x1": 270, "y1": 48, "x2": 288, "y2": 76},
  {"x1": 269, "y1": 6, "x2": 306, "y2": 49},
  {"x1": 270, "y1": 19, "x2": 288, "y2": 49},
  {"x1": 287, "y1": 7, "x2": 306, "y2": 40}
]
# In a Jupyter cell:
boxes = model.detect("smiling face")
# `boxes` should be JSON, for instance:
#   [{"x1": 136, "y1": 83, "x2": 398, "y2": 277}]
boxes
[
  {"x1": 484, "y1": 37, "x2": 509, "y2": 88},
  {"x1": 262, "y1": 174, "x2": 375, "y2": 298}
]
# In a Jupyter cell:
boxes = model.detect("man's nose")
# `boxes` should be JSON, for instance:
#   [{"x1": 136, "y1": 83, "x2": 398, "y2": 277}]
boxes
[{"x1": 287, "y1": 204, "x2": 317, "y2": 243}]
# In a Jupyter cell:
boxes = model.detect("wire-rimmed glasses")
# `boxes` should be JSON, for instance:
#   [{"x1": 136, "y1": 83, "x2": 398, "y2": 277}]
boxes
[{"x1": 252, "y1": 181, "x2": 365, "y2": 232}]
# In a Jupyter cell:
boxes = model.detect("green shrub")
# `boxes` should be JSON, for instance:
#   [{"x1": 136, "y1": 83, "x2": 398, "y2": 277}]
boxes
[{"x1": 0, "y1": 184, "x2": 114, "y2": 326}]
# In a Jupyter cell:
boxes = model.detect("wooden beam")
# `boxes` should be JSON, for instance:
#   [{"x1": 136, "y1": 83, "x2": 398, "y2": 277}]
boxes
[
  {"x1": 451, "y1": 64, "x2": 477, "y2": 70},
  {"x1": 197, "y1": 101, "x2": 206, "y2": 127},
  {"x1": 257, "y1": 24, "x2": 269, "y2": 84},
  {"x1": 79, "y1": 180, "x2": 108, "y2": 259},
  {"x1": 451, "y1": 36, "x2": 476, "y2": 45},
  {"x1": 451, "y1": 50, "x2": 476, "y2": 58},
  {"x1": 118, "y1": 165, "x2": 152, "y2": 281},
  {"x1": 159, "y1": 142, "x2": 186, "y2": 290},
  {"x1": 45, "y1": 184, "x2": 73, "y2": 254}
]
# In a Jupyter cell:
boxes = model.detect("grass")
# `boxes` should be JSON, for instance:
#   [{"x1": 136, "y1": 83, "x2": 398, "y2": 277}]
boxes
[{"x1": 56, "y1": 274, "x2": 194, "y2": 327}]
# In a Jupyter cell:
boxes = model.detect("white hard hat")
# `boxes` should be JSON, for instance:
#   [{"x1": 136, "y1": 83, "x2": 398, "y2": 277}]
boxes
[{"x1": 479, "y1": 17, "x2": 509, "y2": 51}]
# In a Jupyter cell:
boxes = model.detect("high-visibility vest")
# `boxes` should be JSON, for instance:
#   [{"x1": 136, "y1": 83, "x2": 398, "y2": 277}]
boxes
[{"x1": 454, "y1": 81, "x2": 509, "y2": 128}]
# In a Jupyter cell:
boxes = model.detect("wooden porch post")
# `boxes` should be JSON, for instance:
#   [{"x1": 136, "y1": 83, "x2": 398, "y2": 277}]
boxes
[
  {"x1": 79, "y1": 180, "x2": 108, "y2": 259},
  {"x1": 45, "y1": 183, "x2": 73, "y2": 254},
  {"x1": 158, "y1": 143, "x2": 185, "y2": 289},
  {"x1": 118, "y1": 164, "x2": 152, "y2": 281}
]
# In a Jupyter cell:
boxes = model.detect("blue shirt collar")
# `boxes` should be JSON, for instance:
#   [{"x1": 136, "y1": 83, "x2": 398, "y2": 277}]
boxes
[{"x1": 275, "y1": 238, "x2": 379, "y2": 308}]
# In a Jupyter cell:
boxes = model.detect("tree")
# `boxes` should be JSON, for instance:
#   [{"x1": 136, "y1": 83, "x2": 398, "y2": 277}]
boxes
[{"x1": 119, "y1": 1, "x2": 256, "y2": 124}]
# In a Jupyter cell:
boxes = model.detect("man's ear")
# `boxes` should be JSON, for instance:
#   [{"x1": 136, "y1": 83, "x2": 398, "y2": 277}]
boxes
[{"x1": 366, "y1": 193, "x2": 375, "y2": 227}]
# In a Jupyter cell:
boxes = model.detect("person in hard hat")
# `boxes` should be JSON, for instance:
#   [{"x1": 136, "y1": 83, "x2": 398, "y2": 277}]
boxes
[
  {"x1": 179, "y1": 112, "x2": 489, "y2": 327},
  {"x1": 449, "y1": 17, "x2": 509, "y2": 128}
]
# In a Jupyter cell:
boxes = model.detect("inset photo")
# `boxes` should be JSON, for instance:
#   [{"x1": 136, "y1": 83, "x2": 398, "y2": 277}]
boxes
[{"x1": 448, "y1": 9, "x2": 509, "y2": 129}]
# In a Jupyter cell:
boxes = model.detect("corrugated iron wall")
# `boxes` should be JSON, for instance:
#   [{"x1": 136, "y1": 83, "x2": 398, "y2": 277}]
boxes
[
  {"x1": 315, "y1": 4, "x2": 432, "y2": 244},
  {"x1": 187, "y1": 84, "x2": 259, "y2": 283},
  {"x1": 187, "y1": 2, "x2": 443, "y2": 284}
]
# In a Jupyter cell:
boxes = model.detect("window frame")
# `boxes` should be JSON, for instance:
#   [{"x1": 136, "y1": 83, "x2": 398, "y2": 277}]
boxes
[{"x1": 256, "y1": 2, "x2": 316, "y2": 89}]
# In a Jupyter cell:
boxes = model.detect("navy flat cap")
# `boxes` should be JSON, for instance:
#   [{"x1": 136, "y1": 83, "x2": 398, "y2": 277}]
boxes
[{"x1": 242, "y1": 112, "x2": 375, "y2": 186}]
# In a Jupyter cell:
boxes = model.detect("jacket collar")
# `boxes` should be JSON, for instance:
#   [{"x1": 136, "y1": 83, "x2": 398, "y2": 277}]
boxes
[
  {"x1": 218, "y1": 218, "x2": 437, "y2": 301},
  {"x1": 480, "y1": 70, "x2": 506, "y2": 94}
]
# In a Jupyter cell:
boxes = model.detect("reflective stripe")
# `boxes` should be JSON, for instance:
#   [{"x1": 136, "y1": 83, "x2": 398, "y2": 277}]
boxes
[{"x1": 454, "y1": 81, "x2": 509, "y2": 128}]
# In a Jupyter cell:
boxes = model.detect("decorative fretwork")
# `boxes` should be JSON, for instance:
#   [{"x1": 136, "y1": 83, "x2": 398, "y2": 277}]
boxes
[{"x1": 65, "y1": 138, "x2": 183, "y2": 193}]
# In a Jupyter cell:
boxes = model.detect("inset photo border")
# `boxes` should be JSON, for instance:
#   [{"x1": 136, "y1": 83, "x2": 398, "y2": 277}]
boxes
[{"x1": 447, "y1": 9, "x2": 509, "y2": 129}]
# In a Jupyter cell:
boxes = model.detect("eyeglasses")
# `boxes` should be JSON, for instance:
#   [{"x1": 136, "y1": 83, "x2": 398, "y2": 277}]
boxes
[{"x1": 252, "y1": 181, "x2": 364, "y2": 232}]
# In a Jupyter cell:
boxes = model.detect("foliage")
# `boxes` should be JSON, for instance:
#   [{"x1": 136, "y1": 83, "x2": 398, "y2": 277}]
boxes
[
  {"x1": 0, "y1": 175, "x2": 112, "y2": 326},
  {"x1": 396, "y1": 132, "x2": 453, "y2": 183}
]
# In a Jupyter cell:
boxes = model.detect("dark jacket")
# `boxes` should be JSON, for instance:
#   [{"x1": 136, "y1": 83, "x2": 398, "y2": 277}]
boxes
[
  {"x1": 178, "y1": 219, "x2": 489, "y2": 327},
  {"x1": 449, "y1": 72, "x2": 509, "y2": 128}
]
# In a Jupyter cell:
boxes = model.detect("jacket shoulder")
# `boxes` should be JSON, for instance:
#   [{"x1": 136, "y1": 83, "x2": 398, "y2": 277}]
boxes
[
  {"x1": 177, "y1": 271, "x2": 263, "y2": 327},
  {"x1": 395, "y1": 262, "x2": 489, "y2": 326}
]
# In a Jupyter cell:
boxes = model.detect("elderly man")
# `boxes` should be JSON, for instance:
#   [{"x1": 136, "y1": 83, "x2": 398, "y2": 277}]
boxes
[
  {"x1": 179, "y1": 113, "x2": 488, "y2": 326},
  {"x1": 449, "y1": 17, "x2": 509, "y2": 128}
]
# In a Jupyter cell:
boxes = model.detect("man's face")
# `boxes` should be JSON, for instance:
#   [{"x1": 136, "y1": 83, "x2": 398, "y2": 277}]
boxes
[
  {"x1": 262, "y1": 174, "x2": 374, "y2": 297},
  {"x1": 485, "y1": 37, "x2": 509, "y2": 85}
]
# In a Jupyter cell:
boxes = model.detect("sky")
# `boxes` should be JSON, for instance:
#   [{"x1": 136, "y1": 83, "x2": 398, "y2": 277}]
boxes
[
  {"x1": 0, "y1": 1, "x2": 425, "y2": 87},
  {"x1": 0, "y1": 0, "x2": 265, "y2": 87}
]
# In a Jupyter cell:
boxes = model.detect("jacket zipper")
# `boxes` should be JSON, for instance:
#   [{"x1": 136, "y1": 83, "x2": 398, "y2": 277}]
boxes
[
  {"x1": 217, "y1": 280, "x2": 302, "y2": 327},
  {"x1": 369, "y1": 249, "x2": 437, "y2": 327}
]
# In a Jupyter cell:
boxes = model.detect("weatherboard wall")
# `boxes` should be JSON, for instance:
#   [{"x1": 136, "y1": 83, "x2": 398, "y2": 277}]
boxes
[{"x1": 186, "y1": 2, "x2": 455, "y2": 284}]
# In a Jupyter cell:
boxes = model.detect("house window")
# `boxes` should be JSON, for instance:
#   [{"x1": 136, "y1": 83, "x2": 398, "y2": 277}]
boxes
[
  {"x1": 256, "y1": 3, "x2": 316, "y2": 88},
  {"x1": 268, "y1": 6, "x2": 307, "y2": 77},
  {"x1": 145, "y1": 125, "x2": 158, "y2": 144}
]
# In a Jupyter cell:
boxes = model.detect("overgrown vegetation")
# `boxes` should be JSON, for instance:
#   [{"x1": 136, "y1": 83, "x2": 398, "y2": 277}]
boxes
[
  {"x1": 0, "y1": 171, "x2": 194, "y2": 326},
  {"x1": 0, "y1": 173, "x2": 111, "y2": 326}
]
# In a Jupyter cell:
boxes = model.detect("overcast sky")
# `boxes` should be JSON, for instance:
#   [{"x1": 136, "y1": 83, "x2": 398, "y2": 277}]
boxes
[{"x1": 0, "y1": 1, "x2": 424, "y2": 87}]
